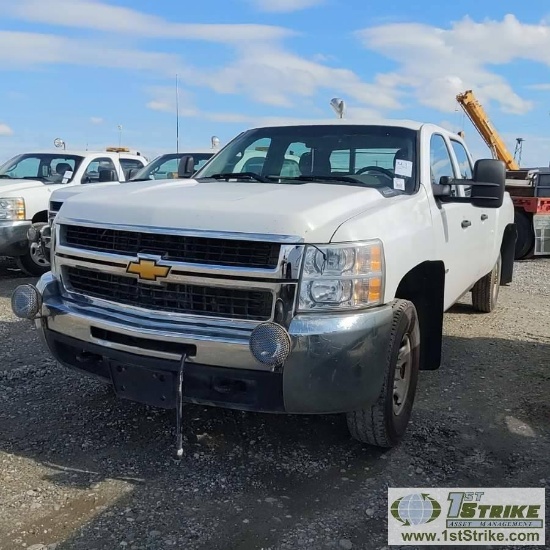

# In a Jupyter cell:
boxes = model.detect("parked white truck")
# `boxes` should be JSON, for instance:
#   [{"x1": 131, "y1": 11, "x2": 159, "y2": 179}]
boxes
[
  {"x1": 46, "y1": 148, "x2": 219, "y2": 224},
  {"x1": 0, "y1": 149, "x2": 147, "y2": 275},
  {"x1": 12, "y1": 120, "x2": 517, "y2": 455}
]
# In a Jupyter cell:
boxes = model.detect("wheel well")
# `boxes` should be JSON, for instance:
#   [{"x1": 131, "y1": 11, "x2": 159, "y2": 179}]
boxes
[
  {"x1": 31, "y1": 210, "x2": 48, "y2": 223},
  {"x1": 395, "y1": 261, "x2": 445, "y2": 371},
  {"x1": 500, "y1": 222, "x2": 517, "y2": 284}
]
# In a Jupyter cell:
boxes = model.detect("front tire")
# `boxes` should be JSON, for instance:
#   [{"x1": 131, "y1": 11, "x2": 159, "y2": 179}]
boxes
[
  {"x1": 346, "y1": 299, "x2": 420, "y2": 448},
  {"x1": 16, "y1": 241, "x2": 50, "y2": 276}
]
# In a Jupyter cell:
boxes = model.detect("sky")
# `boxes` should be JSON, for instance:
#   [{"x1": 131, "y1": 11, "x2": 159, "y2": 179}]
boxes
[{"x1": 0, "y1": 0, "x2": 550, "y2": 166}]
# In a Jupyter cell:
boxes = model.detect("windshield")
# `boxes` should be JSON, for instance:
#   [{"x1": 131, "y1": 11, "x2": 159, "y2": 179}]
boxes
[
  {"x1": 130, "y1": 152, "x2": 214, "y2": 181},
  {"x1": 194, "y1": 125, "x2": 418, "y2": 192},
  {"x1": 0, "y1": 153, "x2": 84, "y2": 183}
]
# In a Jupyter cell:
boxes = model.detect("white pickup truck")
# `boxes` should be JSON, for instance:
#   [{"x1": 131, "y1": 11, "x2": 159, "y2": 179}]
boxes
[
  {"x1": 0, "y1": 149, "x2": 147, "y2": 275},
  {"x1": 46, "y1": 148, "x2": 218, "y2": 224},
  {"x1": 12, "y1": 120, "x2": 517, "y2": 454},
  {"x1": 37, "y1": 149, "x2": 219, "y2": 265}
]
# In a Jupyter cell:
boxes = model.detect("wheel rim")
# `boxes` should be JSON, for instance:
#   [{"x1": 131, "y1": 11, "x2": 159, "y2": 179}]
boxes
[
  {"x1": 29, "y1": 242, "x2": 50, "y2": 267},
  {"x1": 393, "y1": 334, "x2": 411, "y2": 416}
]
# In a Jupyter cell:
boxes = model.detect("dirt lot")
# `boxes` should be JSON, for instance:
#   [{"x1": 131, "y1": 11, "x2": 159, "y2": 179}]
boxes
[{"x1": 0, "y1": 257, "x2": 548, "y2": 550}]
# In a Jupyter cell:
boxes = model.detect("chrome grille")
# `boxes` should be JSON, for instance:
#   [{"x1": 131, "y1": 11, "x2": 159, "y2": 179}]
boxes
[
  {"x1": 49, "y1": 201, "x2": 63, "y2": 222},
  {"x1": 63, "y1": 225, "x2": 281, "y2": 269},
  {"x1": 65, "y1": 266, "x2": 273, "y2": 321}
]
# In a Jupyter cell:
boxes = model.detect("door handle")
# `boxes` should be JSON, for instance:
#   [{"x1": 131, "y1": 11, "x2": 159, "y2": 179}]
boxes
[
  {"x1": 481, "y1": 214, "x2": 488, "y2": 221},
  {"x1": 461, "y1": 220, "x2": 471, "y2": 228}
]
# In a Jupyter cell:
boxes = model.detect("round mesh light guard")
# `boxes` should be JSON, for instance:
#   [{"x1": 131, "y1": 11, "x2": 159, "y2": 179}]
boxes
[
  {"x1": 249, "y1": 322, "x2": 291, "y2": 367},
  {"x1": 11, "y1": 284, "x2": 41, "y2": 319}
]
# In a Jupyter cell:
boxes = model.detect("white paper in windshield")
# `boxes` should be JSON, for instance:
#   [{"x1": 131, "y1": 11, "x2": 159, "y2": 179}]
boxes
[
  {"x1": 394, "y1": 159, "x2": 413, "y2": 178},
  {"x1": 393, "y1": 177, "x2": 405, "y2": 191},
  {"x1": 62, "y1": 171, "x2": 73, "y2": 183}
]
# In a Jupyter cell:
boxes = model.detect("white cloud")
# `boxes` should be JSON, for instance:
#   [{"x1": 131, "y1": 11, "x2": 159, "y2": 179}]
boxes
[
  {"x1": 188, "y1": 44, "x2": 400, "y2": 110},
  {"x1": 90, "y1": 117, "x2": 104, "y2": 125},
  {"x1": 526, "y1": 83, "x2": 550, "y2": 91},
  {"x1": 0, "y1": 31, "x2": 185, "y2": 75},
  {"x1": 145, "y1": 86, "x2": 199, "y2": 117},
  {"x1": 356, "y1": 14, "x2": 550, "y2": 115},
  {"x1": 0, "y1": 123, "x2": 14, "y2": 136},
  {"x1": 2, "y1": 0, "x2": 292, "y2": 43},
  {"x1": 249, "y1": 0, "x2": 324, "y2": 13},
  {"x1": 0, "y1": 0, "x2": 398, "y2": 116}
]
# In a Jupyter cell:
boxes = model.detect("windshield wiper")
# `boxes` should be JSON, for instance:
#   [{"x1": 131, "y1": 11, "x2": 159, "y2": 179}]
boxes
[
  {"x1": 209, "y1": 172, "x2": 272, "y2": 183},
  {"x1": 0, "y1": 175, "x2": 13, "y2": 179},
  {"x1": 283, "y1": 175, "x2": 366, "y2": 184}
]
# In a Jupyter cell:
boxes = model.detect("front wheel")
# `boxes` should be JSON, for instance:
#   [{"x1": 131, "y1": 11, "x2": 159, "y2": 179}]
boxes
[
  {"x1": 16, "y1": 241, "x2": 50, "y2": 276},
  {"x1": 346, "y1": 299, "x2": 420, "y2": 448}
]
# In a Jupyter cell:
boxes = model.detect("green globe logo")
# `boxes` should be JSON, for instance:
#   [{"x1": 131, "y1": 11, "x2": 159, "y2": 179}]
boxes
[{"x1": 391, "y1": 493, "x2": 441, "y2": 526}]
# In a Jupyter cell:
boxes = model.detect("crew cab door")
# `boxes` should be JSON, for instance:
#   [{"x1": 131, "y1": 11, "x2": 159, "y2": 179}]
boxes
[
  {"x1": 449, "y1": 138, "x2": 496, "y2": 278},
  {"x1": 429, "y1": 133, "x2": 484, "y2": 308}
]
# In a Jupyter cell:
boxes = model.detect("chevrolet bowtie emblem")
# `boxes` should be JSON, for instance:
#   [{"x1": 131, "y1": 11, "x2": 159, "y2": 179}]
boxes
[{"x1": 126, "y1": 258, "x2": 171, "y2": 281}]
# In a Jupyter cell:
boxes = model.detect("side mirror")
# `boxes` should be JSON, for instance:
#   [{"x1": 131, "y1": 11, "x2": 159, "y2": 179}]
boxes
[
  {"x1": 432, "y1": 180, "x2": 452, "y2": 197},
  {"x1": 177, "y1": 155, "x2": 195, "y2": 178},
  {"x1": 470, "y1": 159, "x2": 505, "y2": 208},
  {"x1": 432, "y1": 160, "x2": 505, "y2": 209}
]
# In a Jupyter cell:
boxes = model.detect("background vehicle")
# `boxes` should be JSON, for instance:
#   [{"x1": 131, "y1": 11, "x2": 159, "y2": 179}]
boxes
[
  {"x1": 128, "y1": 150, "x2": 216, "y2": 181},
  {"x1": 0, "y1": 147, "x2": 147, "y2": 275},
  {"x1": 36, "y1": 149, "x2": 218, "y2": 265},
  {"x1": 456, "y1": 89, "x2": 550, "y2": 259},
  {"x1": 12, "y1": 117, "x2": 515, "y2": 455}
]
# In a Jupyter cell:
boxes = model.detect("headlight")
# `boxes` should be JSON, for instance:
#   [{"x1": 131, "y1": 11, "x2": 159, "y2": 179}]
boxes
[
  {"x1": 0, "y1": 197, "x2": 25, "y2": 221},
  {"x1": 298, "y1": 240, "x2": 384, "y2": 311}
]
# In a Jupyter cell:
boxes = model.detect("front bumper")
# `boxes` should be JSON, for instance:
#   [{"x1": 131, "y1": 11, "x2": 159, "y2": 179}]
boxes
[
  {"x1": 32, "y1": 273, "x2": 394, "y2": 414},
  {"x1": 0, "y1": 220, "x2": 31, "y2": 256}
]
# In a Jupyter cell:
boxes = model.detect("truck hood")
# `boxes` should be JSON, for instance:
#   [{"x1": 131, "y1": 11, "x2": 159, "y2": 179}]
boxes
[
  {"x1": 51, "y1": 181, "x2": 119, "y2": 203},
  {"x1": 59, "y1": 179, "x2": 390, "y2": 243},
  {"x1": 0, "y1": 179, "x2": 48, "y2": 195}
]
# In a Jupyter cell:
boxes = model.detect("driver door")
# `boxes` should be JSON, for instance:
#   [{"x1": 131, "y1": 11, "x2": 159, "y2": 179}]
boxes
[{"x1": 429, "y1": 133, "x2": 483, "y2": 309}]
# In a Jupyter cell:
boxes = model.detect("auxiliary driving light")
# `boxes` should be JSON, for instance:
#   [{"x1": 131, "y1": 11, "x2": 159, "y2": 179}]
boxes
[
  {"x1": 11, "y1": 284, "x2": 42, "y2": 319},
  {"x1": 249, "y1": 322, "x2": 291, "y2": 367}
]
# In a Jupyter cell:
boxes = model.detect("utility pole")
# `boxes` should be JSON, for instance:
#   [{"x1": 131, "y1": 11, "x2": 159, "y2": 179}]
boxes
[
  {"x1": 176, "y1": 74, "x2": 180, "y2": 155},
  {"x1": 514, "y1": 138, "x2": 524, "y2": 167}
]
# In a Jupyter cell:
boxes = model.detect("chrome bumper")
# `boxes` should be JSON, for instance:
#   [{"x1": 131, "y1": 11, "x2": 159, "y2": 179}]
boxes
[
  {"x1": 0, "y1": 220, "x2": 31, "y2": 256},
  {"x1": 34, "y1": 273, "x2": 394, "y2": 413}
]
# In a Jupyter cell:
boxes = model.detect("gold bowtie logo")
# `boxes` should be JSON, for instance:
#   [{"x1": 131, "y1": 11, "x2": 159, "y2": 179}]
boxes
[{"x1": 126, "y1": 258, "x2": 171, "y2": 281}]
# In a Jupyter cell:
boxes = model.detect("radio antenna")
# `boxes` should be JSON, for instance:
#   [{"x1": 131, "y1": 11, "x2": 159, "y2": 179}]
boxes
[{"x1": 176, "y1": 74, "x2": 180, "y2": 155}]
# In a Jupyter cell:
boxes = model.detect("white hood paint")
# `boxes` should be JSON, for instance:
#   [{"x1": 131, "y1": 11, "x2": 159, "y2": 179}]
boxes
[
  {"x1": 51, "y1": 181, "x2": 119, "y2": 203},
  {"x1": 0, "y1": 179, "x2": 50, "y2": 195},
  {"x1": 58, "y1": 179, "x2": 391, "y2": 243},
  {"x1": 50, "y1": 176, "x2": 198, "y2": 204}
]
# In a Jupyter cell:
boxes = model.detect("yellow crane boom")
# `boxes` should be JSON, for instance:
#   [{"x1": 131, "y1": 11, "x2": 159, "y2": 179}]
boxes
[{"x1": 456, "y1": 90, "x2": 520, "y2": 171}]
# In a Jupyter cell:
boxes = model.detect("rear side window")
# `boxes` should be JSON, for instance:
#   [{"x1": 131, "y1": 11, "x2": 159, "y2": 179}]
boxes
[
  {"x1": 450, "y1": 140, "x2": 473, "y2": 179},
  {"x1": 120, "y1": 159, "x2": 145, "y2": 171},
  {"x1": 430, "y1": 134, "x2": 456, "y2": 184},
  {"x1": 450, "y1": 140, "x2": 473, "y2": 197},
  {"x1": 82, "y1": 157, "x2": 118, "y2": 184}
]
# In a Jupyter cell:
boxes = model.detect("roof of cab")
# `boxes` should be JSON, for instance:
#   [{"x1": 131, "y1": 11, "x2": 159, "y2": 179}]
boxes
[
  {"x1": 13, "y1": 150, "x2": 145, "y2": 159},
  {"x1": 245, "y1": 117, "x2": 466, "y2": 135}
]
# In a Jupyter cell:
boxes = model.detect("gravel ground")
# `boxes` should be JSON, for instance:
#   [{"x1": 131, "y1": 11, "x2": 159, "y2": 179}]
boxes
[{"x1": 0, "y1": 256, "x2": 548, "y2": 550}]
